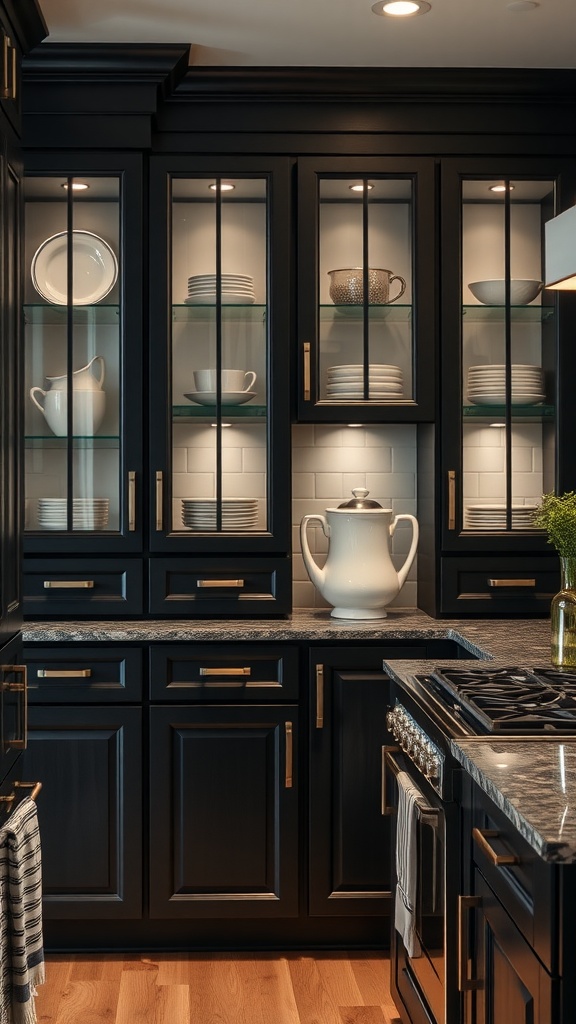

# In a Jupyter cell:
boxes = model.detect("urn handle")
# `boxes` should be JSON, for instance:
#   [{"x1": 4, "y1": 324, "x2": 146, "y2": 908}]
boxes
[{"x1": 390, "y1": 513, "x2": 419, "y2": 589}]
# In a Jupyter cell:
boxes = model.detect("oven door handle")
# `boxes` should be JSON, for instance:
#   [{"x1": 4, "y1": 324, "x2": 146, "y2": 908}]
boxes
[{"x1": 382, "y1": 746, "x2": 440, "y2": 824}]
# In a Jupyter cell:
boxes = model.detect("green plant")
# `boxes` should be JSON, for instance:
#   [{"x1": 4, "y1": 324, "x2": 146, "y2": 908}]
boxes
[{"x1": 533, "y1": 491, "x2": 576, "y2": 557}]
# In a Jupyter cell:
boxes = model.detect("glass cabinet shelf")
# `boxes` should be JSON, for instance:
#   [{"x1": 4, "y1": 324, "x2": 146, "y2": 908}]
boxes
[
  {"x1": 462, "y1": 404, "x2": 554, "y2": 419},
  {"x1": 462, "y1": 304, "x2": 554, "y2": 323},
  {"x1": 172, "y1": 304, "x2": 266, "y2": 323},
  {"x1": 319, "y1": 303, "x2": 412, "y2": 322},
  {"x1": 24, "y1": 304, "x2": 120, "y2": 325},
  {"x1": 173, "y1": 404, "x2": 267, "y2": 419},
  {"x1": 24, "y1": 436, "x2": 121, "y2": 447}
]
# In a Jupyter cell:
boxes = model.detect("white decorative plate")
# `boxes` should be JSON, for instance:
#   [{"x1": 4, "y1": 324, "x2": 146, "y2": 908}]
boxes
[{"x1": 31, "y1": 230, "x2": 118, "y2": 305}]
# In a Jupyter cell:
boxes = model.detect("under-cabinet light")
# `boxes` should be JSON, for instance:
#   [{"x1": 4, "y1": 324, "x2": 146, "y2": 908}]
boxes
[
  {"x1": 211, "y1": 422, "x2": 232, "y2": 428},
  {"x1": 347, "y1": 423, "x2": 363, "y2": 428},
  {"x1": 209, "y1": 182, "x2": 235, "y2": 192},
  {"x1": 349, "y1": 183, "x2": 374, "y2": 192},
  {"x1": 61, "y1": 182, "x2": 89, "y2": 191},
  {"x1": 489, "y1": 183, "x2": 515, "y2": 193},
  {"x1": 372, "y1": 0, "x2": 431, "y2": 16},
  {"x1": 545, "y1": 205, "x2": 576, "y2": 290}
]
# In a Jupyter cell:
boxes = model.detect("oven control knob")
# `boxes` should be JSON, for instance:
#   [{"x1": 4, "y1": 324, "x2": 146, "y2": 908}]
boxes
[{"x1": 425, "y1": 751, "x2": 441, "y2": 785}]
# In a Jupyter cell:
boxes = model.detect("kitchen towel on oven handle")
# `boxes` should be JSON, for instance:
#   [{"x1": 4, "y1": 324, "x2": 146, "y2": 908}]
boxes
[
  {"x1": 0, "y1": 796, "x2": 45, "y2": 1024},
  {"x1": 394, "y1": 769, "x2": 432, "y2": 959}
]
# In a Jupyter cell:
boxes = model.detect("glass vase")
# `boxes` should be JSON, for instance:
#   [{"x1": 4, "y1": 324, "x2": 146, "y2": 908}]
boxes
[{"x1": 551, "y1": 556, "x2": 576, "y2": 668}]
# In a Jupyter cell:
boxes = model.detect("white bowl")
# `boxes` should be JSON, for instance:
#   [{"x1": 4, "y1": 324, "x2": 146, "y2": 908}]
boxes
[{"x1": 467, "y1": 279, "x2": 542, "y2": 305}]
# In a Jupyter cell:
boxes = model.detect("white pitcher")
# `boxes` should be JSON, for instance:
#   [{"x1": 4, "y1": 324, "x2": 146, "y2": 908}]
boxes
[
  {"x1": 45, "y1": 354, "x2": 105, "y2": 392},
  {"x1": 300, "y1": 488, "x2": 418, "y2": 619},
  {"x1": 29, "y1": 387, "x2": 106, "y2": 437}
]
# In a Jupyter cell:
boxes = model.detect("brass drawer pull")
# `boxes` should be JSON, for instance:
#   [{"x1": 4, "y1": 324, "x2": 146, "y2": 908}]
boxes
[
  {"x1": 285, "y1": 721, "x2": 293, "y2": 788},
  {"x1": 448, "y1": 470, "x2": 456, "y2": 530},
  {"x1": 199, "y1": 667, "x2": 251, "y2": 677},
  {"x1": 472, "y1": 827, "x2": 520, "y2": 866},
  {"x1": 2, "y1": 33, "x2": 9, "y2": 100},
  {"x1": 2, "y1": 665, "x2": 27, "y2": 750},
  {"x1": 488, "y1": 578, "x2": 536, "y2": 588},
  {"x1": 381, "y1": 745, "x2": 401, "y2": 816},
  {"x1": 303, "y1": 342, "x2": 311, "y2": 401},
  {"x1": 155, "y1": 471, "x2": 163, "y2": 531},
  {"x1": 458, "y1": 895, "x2": 482, "y2": 992},
  {"x1": 128, "y1": 471, "x2": 136, "y2": 531},
  {"x1": 315, "y1": 663, "x2": 324, "y2": 729},
  {"x1": 43, "y1": 580, "x2": 94, "y2": 589},
  {"x1": 37, "y1": 669, "x2": 92, "y2": 679},
  {"x1": 196, "y1": 579, "x2": 245, "y2": 588}
]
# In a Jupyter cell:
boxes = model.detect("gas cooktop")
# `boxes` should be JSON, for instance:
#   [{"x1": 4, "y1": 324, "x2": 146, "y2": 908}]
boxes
[{"x1": 423, "y1": 665, "x2": 576, "y2": 735}]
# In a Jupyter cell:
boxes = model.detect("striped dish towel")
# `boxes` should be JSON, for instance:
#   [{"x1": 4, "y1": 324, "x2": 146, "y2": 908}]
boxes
[
  {"x1": 394, "y1": 770, "x2": 423, "y2": 959},
  {"x1": 0, "y1": 797, "x2": 45, "y2": 1024}
]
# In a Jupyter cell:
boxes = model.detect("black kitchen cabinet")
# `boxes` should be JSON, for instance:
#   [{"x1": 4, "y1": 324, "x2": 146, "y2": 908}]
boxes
[
  {"x1": 459, "y1": 773, "x2": 576, "y2": 1024},
  {"x1": 149, "y1": 703, "x2": 298, "y2": 919},
  {"x1": 308, "y1": 646, "x2": 397, "y2": 916},
  {"x1": 19, "y1": 702, "x2": 142, "y2": 920},
  {"x1": 296, "y1": 157, "x2": 436, "y2": 423}
]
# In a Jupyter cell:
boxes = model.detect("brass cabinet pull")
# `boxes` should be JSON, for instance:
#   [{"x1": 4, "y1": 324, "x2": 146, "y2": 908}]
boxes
[
  {"x1": 381, "y1": 745, "x2": 401, "y2": 815},
  {"x1": 0, "y1": 781, "x2": 42, "y2": 811},
  {"x1": 2, "y1": 33, "x2": 9, "y2": 99},
  {"x1": 458, "y1": 895, "x2": 482, "y2": 992},
  {"x1": 303, "y1": 342, "x2": 311, "y2": 401},
  {"x1": 199, "y1": 667, "x2": 251, "y2": 677},
  {"x1": 472, "y1": 827, "x2": 520, "y2": 866},
  {"x1": 315, "y1": 663, "x2": 324, "y2": 728},
  {"x1": 37, "y1": 668, "x2": 92, "y2": 679},
  {"x1": 128, "y1": 471, "x2": 136, "y2": 531},
  {"x1": 448, "y1": 469, "x2": 456, "y2": 530},
  {"x1": 2, "y1": 665, "x2": 27, "y2": 750},
  {"x1": 43, "y1": 580, "x2": 94, "y2": 589},
  {"x1": 285, "y1": 721, "x2": 293, "y2": 788},
  {"x1": 155, "y1": 471, "x2": 163, "y2": 531},
  {"x1": 196, "y1": 579, "x2": 245, "y2": 589},
  {"x1": 9, "y1": 39, "x2": 15, "y2": 100},
  {"x1": 488, "y1": 578, "x2": 536, "y2": 588}
]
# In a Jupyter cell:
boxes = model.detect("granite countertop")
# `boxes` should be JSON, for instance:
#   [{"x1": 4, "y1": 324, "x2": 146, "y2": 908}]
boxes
[{"x1": 450, "y1": 738, "x2": 576, "y2": 863}]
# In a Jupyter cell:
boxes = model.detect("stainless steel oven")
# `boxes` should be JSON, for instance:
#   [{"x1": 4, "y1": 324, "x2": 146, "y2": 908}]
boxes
[{"x1": 386, "y1": 662, "x2": 576, "y2": 1024}]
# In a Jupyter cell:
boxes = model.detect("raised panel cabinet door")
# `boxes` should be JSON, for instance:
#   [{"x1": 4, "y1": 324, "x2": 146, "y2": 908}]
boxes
[
  {"x1": 468, "y1": 869, "x2": 554, "y2": 1024},
  {"x1": 149, "y1": 704, "x2": 298, "y2": 919},
  {"x1": 19, "y1": 705, "x2": 142, "y2": 919},
  {"x1": 308, "y1": 667, "x2": 394, "y2": 916}
]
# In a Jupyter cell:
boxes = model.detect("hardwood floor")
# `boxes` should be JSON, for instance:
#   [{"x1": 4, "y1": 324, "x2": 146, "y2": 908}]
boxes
[{"x1": 35, "y1": 951, "x2": 402, "y2": 1024}]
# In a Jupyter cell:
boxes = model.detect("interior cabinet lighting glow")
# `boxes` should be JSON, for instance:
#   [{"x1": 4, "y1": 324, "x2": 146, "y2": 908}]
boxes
[
  {"x1": 349, "y1": 183, "x2": 374, "y2": 192},
  {"x1": 61, "y1": 182, "x2": 89, "y2": 191},
  {"x1": 209, "y1": 182, "x2": 235, "y2": 192},
  {"x1": 489, "y1": 184, "x2": 515, "y2": 193},
  {"x1": 545, "y1": 205, "x2": 576, "y2": 290}
]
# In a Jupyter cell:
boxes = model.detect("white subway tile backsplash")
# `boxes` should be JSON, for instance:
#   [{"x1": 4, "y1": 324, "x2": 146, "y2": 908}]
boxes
[
  {"x1": 315, "y1": 473, "x2": 344, "y2": 498},
  {"x1": 463, "y1": 445, "x2": 505, "y2": 473},
  {"x1": 292, "y1": 473, "x2": 316, "y2": 499}
]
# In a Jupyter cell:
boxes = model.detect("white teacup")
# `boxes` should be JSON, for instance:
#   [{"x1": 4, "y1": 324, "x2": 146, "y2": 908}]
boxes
[{"x1": 194, "y1": 368, "x2": 257, "y2": 393}]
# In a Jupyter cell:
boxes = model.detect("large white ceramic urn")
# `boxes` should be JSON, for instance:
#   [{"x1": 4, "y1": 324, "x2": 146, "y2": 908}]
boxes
[{"x1": 300, "y1": 488, "x2": 419, "y2": 619}]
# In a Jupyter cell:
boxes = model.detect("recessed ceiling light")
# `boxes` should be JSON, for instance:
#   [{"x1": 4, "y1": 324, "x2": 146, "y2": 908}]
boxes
[
  {"x1": 349, "y1": 183, "x2": 374, "y2": 192},
  {"x1": 372, "y1": 1, "x2": 431, "y2": 16},
  {"x1": 61, "y1": 182, "x2": 89, "y2": 191},
  {"x1": 209, "y1": 182, "x2": 235, "y2": 192},
  {"x1": 489, "y1": 184, "x2": 515, "y2": 193}
]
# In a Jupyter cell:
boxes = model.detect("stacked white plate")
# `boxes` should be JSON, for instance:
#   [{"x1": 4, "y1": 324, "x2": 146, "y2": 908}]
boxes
[
  {"x1": 325, "y1": 363, "x2": 404, "y2": 400},
  {"x1": 37, "y1": 497, "x2": 109, "y2": 530},
  {"x1": 466, "y1": 364, "x2": 545, "y2": 406},
  {"x1": 184, "y1": 274, "x2": 255, "y2": 305},
  {"x1": 465, "y1": 504, "x2": 538, "y2": 530},
  {"x1": 181, "y1": 498, "x2": 258, "y2": 531}
]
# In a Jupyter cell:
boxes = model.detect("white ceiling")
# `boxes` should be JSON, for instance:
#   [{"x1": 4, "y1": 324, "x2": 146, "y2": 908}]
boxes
[{"x1": 35, "y1": 0, "x2": 576, "y2": 69}]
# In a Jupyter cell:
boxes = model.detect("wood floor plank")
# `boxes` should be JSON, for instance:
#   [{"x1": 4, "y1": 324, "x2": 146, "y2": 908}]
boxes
[
  {"x1": 115, "y1": 965, "x2": 189, "y2": 1024},
  {"x1": 34, "y1": 957, "x2": 72, "y2": 1024},
  {"x1": 339, "y1": 1008, "x2": 388, "y2": 1024},
  {"x1": 314, "y1": 954, "x2": 365, "y2": 1007},
  {"x1": 187, "y1": 954, "x2": 245, "y2": 1024},
  {"x1": 286, "y1": 954, "x2": 343, "y2": 1024},
  {"x1": 235, "y1": 954, "x2": 301, "y2": 1024},
  {"x1": 347, "y1": 954, "x2": 399, "y2": 1016}
]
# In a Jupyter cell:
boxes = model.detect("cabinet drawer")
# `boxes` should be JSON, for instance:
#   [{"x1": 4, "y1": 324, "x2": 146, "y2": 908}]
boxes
[
  {"x1": 149, "y1": 557, "x2": 291, "y2": 617},
  {"x1": 23, "y1": 559, "x2": 144, "y2": 617},
  {"x1": 471, "y1": 784, "x2": 557, "y2": 972},
  {"x1": 150, "y1": 644, "x2": 299, "y2": 700},
  {"x1": 24, "y1": 645, "x2": 143, "y2": 703},
  {"x1": 441, "y1": 556, "x2": 559, "y2": 615}
]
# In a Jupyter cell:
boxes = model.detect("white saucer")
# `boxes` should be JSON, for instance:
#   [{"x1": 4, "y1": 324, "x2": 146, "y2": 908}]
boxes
[{"x1": 184, "y1": 391, "x2": 256, "y2": 406}]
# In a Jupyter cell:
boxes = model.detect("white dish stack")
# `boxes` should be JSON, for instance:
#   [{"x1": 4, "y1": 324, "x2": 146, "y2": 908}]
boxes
[
  {"x1": 37, "y1": 497, "x2": 110, "y2": 530},
  {"x1": 181, "y1": 498, "x2": 258, "y2": 531},
  {"x1": 464, "y1": 504, "x2": 538, "y2": 530},
  {"x1": 184, "y1": 274, "x2": 255, "y2": 305},
  {"x1": 466, "y1": 364, "x2": 545, "y2": 405},
  {"x1": 325, "y1": 363, "x2": 404, "y2": 400}
]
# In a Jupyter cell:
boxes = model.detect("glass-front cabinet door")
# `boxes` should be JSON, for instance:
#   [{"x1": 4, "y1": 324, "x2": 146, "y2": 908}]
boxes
[
  {"x1": 297, "y1": 158, "x2": 435, "y2": 421},
  {"x1": 22, "y1": 154, "x2": 143, "y2": 555},
  {"x1": 148, "y1": 157, "x2": 291, "y2": 563},
  {"x1": 441, "y1": 158, "x2": 576, "y2": 558}
]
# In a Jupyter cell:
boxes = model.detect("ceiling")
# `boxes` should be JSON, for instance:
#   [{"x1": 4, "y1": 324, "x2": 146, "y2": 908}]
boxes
[{"x1": 35, "y1": 0, "x2": 576, "y2": 69}]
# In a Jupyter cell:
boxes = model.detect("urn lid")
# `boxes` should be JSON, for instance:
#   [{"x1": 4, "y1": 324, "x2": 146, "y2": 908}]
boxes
[{"x1": 337, "y1": 488, "x2": 383, "y2": 510}]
